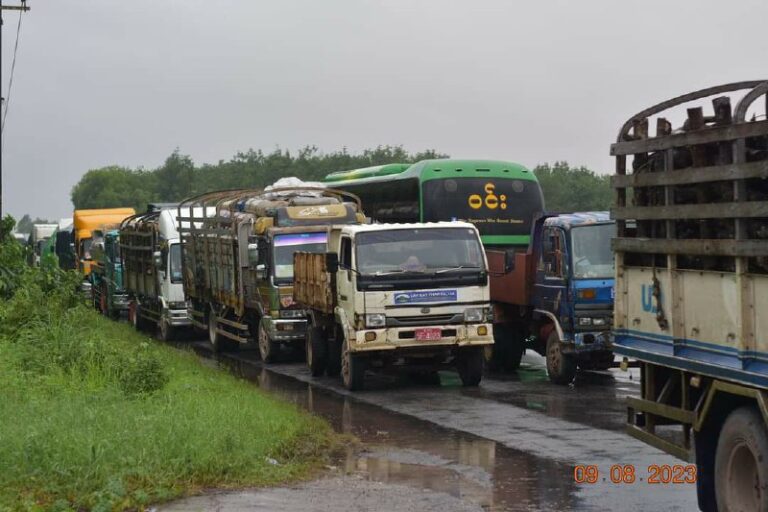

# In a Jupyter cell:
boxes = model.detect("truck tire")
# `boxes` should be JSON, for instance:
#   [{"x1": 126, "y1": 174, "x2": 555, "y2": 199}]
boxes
[
  {"x1": 99, "y1": 285, "x2": 108, "y2": 316},
  {"x1": 491, "y1": 324, "x2": 525, "y2": 371},
  {"x1": 326, "y1": 335, "x2": 342, "y2": 377},
  {"x1": 208, "y1": 311, "x2": 237, "y2": 353},
  {"x1": 159, "y1": 317, "x2": 176, "y2": 342},
  {"x1": 258, "y1": 319, "x2": 279, "y2": 363},
  {"x1": 130, "y1": 302, "x2": 150, "y2": 332},
  {"x1": 715, "y1": 406, "x2": 768, "y2": 512},
  {"x1": 306, "y1": 326, "x2": 327, "y2": 377},
  {"x1": 341, "y1": 338, "x2": 365, "y2": 391},
  {"x1": 546, "y1": 331, "x2": 576, "y2": 385},
  {"x1": 456, "y1": 347, "x2": 484, "y2": 387}
]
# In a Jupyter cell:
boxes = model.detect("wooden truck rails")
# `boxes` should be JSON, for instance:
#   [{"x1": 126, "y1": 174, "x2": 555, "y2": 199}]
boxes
[
  {"x1": 178, "y1": 187, "x2": 364, "y2": 360},
  {"x1": 611, "y1": 80, "x2": 768, "y2": 512}
]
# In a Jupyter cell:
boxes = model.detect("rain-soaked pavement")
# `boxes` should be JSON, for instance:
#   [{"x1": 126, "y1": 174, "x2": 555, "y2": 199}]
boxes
[{"x1": 161, "y1": 343, "x2": 699, "y2": 512}]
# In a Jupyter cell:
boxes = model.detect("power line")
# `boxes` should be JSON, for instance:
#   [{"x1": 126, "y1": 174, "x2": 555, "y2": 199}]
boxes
[
  {"x1": 1, "y1": 1, "x2": 26, "y2": 141},
  {"x1": 0, "y1": 1, "x2": 31, "y2": 218}
]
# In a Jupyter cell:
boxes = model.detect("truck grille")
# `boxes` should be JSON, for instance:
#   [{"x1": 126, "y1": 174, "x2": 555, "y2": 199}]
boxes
[{"x1": 388, "y1": 314, "x2": 460, "y2": 327}]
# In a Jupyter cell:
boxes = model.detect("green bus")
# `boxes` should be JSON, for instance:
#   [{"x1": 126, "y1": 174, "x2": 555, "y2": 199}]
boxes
[{"x1": 324, "y1": 159, "x2": 545, "y2": 247}]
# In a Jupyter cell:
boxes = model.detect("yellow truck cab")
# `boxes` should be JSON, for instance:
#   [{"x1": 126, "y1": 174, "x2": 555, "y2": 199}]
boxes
[{"x1": 73, "y1": 208, "x2": 135, "y2": 290}]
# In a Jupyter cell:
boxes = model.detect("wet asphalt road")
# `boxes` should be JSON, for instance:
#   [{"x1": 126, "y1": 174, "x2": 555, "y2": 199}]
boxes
[{"x1": 165, "y1": 341, "x2": 699, "y2": 512}]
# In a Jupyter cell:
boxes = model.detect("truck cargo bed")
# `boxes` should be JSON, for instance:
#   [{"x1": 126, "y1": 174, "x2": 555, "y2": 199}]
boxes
[{"x1": 611, "y1": 80, "x2": 768, "y2": 388}]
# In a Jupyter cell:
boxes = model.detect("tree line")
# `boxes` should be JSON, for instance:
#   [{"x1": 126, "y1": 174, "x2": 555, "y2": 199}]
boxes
[{"x1": 69, "y1": 146, "x2": 612, "y2": 213}]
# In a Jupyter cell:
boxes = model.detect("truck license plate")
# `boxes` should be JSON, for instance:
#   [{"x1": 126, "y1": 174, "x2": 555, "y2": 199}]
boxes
[{"x1": 415, "y1": 328, "x2": 442, "y2": 341}]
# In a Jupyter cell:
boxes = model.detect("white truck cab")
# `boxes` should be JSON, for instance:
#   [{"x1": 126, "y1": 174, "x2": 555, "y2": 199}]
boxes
[{"x1": 295, "y1": 221, "x2": 494, "y2": 390}]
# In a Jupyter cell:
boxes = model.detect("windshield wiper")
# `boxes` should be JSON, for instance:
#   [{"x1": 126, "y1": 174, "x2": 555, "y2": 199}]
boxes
[
  {"x1": 435, "y1": 265, "x2": 481, "y2": 274},
  {"x1": 372, "y1": 269, "x2": 427, "y2": 276}
]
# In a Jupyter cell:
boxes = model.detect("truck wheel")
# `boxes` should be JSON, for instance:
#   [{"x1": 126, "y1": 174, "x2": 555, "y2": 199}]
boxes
[
  {"x1": 492, "y1": 324, "x2": 525, "y2": 371},
  {"x1": 159, "y1": 318, "x2": 176, "y2": 342},
  {"x1": 715, "y1": 406, "x2": 768, "y2": 512},
  {"x1": 306, "y1": 326, "x2": 327, "y2": 377},
  {"x1": 341, "y1": 338, "x2": 365, "y2": 391},
  {"x1": 208, "y1": 311, "x2": 237, "y2": 352},
  {"x1": 326, "y1": 336, "x2": 342, "y2": 377},
  {"x1": 546, "y1": 331, "x2": 576, "y2": 385},
  {"x1": 99, "y1": 286, "x2": 108, "y2": 316},
  {"x1": 258, "y1": 319, "x2": 278, "y2": 363},
  {"x1": 456, "y1": 347, "x2": 484, "y2": 387},
  {"x1": 130, "y1": 302, "x2": 148, "y2": 332}
]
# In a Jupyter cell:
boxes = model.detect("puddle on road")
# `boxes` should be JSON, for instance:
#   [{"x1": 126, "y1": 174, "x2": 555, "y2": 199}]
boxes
[{"x1": 208, "y1": 350, "x2": 583, "y2": 512}]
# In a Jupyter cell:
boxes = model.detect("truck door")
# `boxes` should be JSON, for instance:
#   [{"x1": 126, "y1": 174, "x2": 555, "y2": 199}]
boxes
[
  {"x1": 336, "y1": 236, "x2": 355, "y2": 321},
  {"x1": 534, "y1": 227, "x2": 568, "y2": 318}
]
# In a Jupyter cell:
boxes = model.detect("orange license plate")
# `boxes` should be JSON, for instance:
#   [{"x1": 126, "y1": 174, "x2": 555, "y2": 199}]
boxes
[{"x1": 415, "y1": 328, "x2": 442, "y2": 341}]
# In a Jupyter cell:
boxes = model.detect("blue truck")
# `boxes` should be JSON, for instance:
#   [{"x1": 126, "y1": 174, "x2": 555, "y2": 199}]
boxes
[
  {"x1": 612, "y1": 80, "x2": 768, "y2": 511},
  {"x1": 89, "y1": 229, "x2": 129, "y2": 319},
  {"x1": 487, "y1": 212, "x2": 615, "y2": 384}
]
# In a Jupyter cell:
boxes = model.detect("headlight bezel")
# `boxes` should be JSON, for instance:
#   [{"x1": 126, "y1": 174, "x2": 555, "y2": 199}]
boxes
[
  {"x1": 463, "y1": 307, "x2": 484, "y2": 323},
  {"x1": 365, "y1": 313, "x2": 386, "y2": 328},
  {"x1": 577, "y1": 317, "x2": 609, "y2": 327},
  {"x1": 280, "y1": 309, "x2": 306, "y2": 319}
]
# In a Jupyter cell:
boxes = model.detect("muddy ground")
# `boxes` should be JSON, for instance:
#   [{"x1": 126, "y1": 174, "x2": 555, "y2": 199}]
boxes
[{"x1": 159, "y1": 346, "x2": 698, "y2": 512}]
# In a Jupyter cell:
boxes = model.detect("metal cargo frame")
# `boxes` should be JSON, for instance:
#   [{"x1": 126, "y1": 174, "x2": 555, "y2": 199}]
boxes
[{"x1": 610, "y1": 81, "x2": 768, "y2": 458}]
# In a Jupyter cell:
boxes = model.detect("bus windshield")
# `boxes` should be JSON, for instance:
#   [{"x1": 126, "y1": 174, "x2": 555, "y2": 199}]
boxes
[
  {"x1": 273, "y1": 232, "x2": 328, "y2": 281},
  {"x1": 571, "y1": 224, "x2": 615, "y2": 279},
  {"x1": 356, "y1": 227, "x2": 484, "y2": 275},
  {"x1": 421, "y1": 178, "x2": 543, "y2": 242}
]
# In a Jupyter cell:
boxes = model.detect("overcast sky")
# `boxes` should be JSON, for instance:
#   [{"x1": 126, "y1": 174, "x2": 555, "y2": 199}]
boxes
[{"x1": 1, "y1": 0, "x2": 766, "y2": 220}]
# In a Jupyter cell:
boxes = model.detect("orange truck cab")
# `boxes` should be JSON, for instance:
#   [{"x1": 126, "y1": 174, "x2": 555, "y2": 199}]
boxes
[{"x1": 73, "y1": 208, "x2": 135, "y2": 290}]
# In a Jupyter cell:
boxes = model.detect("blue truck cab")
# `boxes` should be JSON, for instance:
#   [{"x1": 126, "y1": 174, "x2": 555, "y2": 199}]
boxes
[
  {"x1": 531, "y1": 212, "x2": 615, "y2": 384},
  {"x1": 89, "y1": 229, "x2": 129, "y2": 318}
]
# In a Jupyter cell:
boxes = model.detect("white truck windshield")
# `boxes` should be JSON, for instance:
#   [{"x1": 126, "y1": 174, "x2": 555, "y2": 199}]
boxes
[
  {"x1": 273, "y1": 232, "x2": 328, "y2": 279},
  {"x1": 356, "y1": 227, "x2": 484, "y2": 275}
]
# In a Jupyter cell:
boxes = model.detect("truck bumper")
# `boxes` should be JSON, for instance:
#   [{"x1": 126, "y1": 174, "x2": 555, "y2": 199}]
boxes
[
  {"x1": 167, "y1": 308, "x2": 191, "y2": 327},
  {"x1": 349, "y1": 323, "x2": 493, "y2": 353},
  {"x1": 112, "y1": 294, "x2": 130, "y2": 311},
  {"x1": 263, "y1": 317, "x2": 307, "y2": 343},
  {"x1": 562, "y1": 331, "x2": 613, "y2": 355}
]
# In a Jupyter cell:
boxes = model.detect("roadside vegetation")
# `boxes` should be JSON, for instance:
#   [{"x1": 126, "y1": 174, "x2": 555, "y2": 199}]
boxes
[
  {"x1": 69, "y1": 145, "x2": 612, "y2": 213},
  {"x1": 0, "y1": 217, "x2": 334, "y2": 511}
]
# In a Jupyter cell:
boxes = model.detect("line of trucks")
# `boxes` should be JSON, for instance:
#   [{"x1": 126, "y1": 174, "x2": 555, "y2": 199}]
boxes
[{"x1": 46, "y1": 80, "x2": 766, "y2": 511}]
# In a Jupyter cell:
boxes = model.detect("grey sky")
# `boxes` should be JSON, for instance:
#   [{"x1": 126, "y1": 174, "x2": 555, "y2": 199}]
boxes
[{"x1": 1, "y1": 0, "x2": 766, "y2": 220}]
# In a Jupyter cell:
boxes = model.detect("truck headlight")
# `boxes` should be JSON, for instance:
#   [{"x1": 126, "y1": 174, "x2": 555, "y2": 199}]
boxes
[
  {"x1": 592, "y1": 317, "x2": 607, "y2": 326},
  {"x1": 280, "y1": 309, "x2": 306, "y2": 319},
  {"x1": 365, "y1": 313, "x2": 386, "y2": 328},
  {"x1": 578, "y1": 317, "x2": 592, "y2": 326},
  {"x1": 464, "y1": 308, "x2": 484, "y2": 323}
]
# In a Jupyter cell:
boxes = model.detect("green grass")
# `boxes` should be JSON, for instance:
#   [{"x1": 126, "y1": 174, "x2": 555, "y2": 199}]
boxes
[{"x1": 0, "y1": 306, "x2": 334, "y2": 511}]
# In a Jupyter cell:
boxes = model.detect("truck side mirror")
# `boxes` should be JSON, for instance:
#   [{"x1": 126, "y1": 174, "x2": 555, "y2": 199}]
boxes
[
  {"x1": 153, "y1": 251, "x2": 162, "y2": 268},
  {"x1": 255, "y1": 264, "x2": 267, "y2": 280},
  {"x1": 248, "y1": 243, "x2": 259, "y2": 267},
  {"x1": 504, "y1": 251, "x2": 516, "y2": 272},
  {"x1": 325, "y1": 252, "x2": 339, "y2": 274}
]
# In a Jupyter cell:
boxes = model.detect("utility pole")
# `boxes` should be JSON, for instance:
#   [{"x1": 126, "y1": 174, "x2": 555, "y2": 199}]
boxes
[{"x1": 0, "y1": 1, "x2": 31, "y2": 219}]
